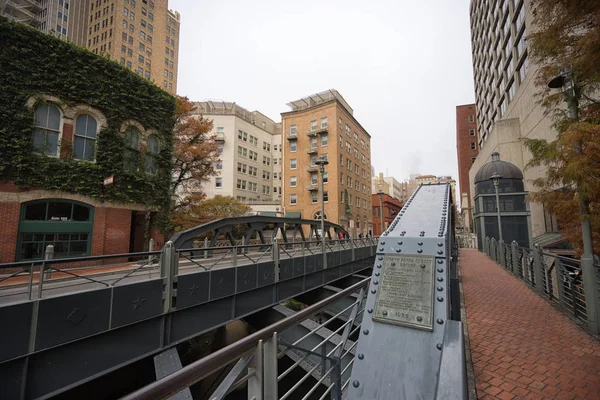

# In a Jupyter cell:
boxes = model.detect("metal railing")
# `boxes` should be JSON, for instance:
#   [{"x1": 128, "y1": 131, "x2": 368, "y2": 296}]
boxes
[
  {"x1": 121, "y1": 278, "x2": 370, "y2": 400},
  {"x1": 483, "y1": 237, "x2": 600, "y2": 333}
]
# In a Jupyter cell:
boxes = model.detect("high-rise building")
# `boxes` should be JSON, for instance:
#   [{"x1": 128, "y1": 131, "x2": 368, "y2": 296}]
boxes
[
  {"x1": 86, "y1": 0, "x2": 180, "y2": 94},
  {"x1": 281, "y1": 89, "x2": 373, "y2": 237},
  {"x1": 371, "y1": 173, "x2": 407, "y2": 203},
  {"x1": 456, "y1": 104, "x2": 479, "y2": 231},
  {"x1": 469, "y1": 0, "x2": 559, "y2": 240},
  {"x1": 1, "y1": 0, "x2": 180, "y2": 94},
  {"x1": 189, "y1": 102, "x2": 282, "y2": 207}
]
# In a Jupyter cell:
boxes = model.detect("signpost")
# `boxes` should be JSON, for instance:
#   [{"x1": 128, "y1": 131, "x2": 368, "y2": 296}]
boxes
[{"x1": 103, "y1": 175, "x2": 114, "y2": 186}]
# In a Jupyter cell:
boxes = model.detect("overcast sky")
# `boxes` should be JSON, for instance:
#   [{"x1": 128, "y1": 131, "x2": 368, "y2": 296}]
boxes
[{"x1": 170, "y1": 0, "x2": 475, "y2": 189}]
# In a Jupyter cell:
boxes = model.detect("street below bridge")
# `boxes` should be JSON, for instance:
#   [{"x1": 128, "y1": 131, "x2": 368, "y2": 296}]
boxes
[{"x1": 460, "y1": 249, "x2": 600, "y2": 400}]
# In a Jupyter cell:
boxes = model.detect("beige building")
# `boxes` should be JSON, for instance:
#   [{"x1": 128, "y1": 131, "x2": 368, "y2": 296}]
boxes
[
  {"x1": 281, "y1": 89, "x2": 373, "y2": 237},
  {"x1": 87, "y1": 0, "x2": 180, "y2": 94},
  {"x1": 371, "y1": 173, "x2": 390, "y2": 196},
  {"x1": 189, "y1": 101, "x2": 282, "y2": 209},
  {"x1": 1, "y1": 0, "x2": 42, "y2": 28},
  {"x1": 469, "y1": 0, "x2": 558, "y2": 240}
]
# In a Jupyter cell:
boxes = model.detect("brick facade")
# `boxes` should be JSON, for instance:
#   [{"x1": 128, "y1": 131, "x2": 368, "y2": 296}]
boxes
[
  {"x1": 456, "y1": 104, "x2": 479, "y2": 231},
  {"x1": 371, "y1": 193, "x2": 404, "y2": 236}
]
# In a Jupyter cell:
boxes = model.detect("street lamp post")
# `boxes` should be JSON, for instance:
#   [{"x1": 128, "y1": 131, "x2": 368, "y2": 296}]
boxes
[
  {"x1": 491, "y1": 172, "x2": 503, "y2": 243},
  {"x1": 548, "y1": 67, "x2": 599, "y2": 333},
  {"x1": 377, "y1": 187, "x2": 384, "y2": 236},
  {"x1": 315, "y1": 156, "x2": 329, "y2": 266}
]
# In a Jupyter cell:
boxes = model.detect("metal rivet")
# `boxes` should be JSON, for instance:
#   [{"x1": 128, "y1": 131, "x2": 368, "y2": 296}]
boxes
[
  {"x1": 353, "y1": 380, "x2": 360, "y2": 388},
  {"x1": 417, "y1": 316, "x2": 423, "y2": 322},
  {"x1": 437, "y1": 319, "x2": 444, "y2": 325},
  {"x1": 437, "y1": 286, "x2": 443, "y2": 291},
  {"x1": 371, "y1": 289, "x2": 376, "y2": 294},
  {"x1": 437, "y1": 268, "x2": 444, "y2": 273},
  {"x1": 396, "y1": 249, "x2": 402, "y2": 253},
  {"x1": 436, "y1": 343, "x2": 442, "y2": 350},
  {"x1": 437, "y1": 250, "x2": 443, "y2": 255},
  {"x1": 375, "y1": 271, "x2": 380, "y2": 276},
  {"x1": 391, "y1": 262, "x2": 396, "y2": 266},
  {"x1": 437, "y1": 260, "x2": 443, "y2": 264},
  {"x1": 379, "y1": 247, "x2": 384, "y2": 251},
  {"x1": 377, "y1": 264, "x2": 382, "y2": 268},
  {"x1": 417, "y1": 249, "x2": 423, "y2": 253},
  {"x1": 363, "y1": 329, "x2": 369, "y2": 335},
  {"x1": 378, "y1": 256, "x2": 383, "y2": 260},
  {"x1": 421, "y1": 264, "x2": 426, "y2": 269},
  {"x1": 437, "y1": 296, "x2": 444, "y2": 302},
  {"x1": 367, "y1": 308, "x2": 373, "y2": 313},
  {"x1": 437, "y1": 277, "x2": 443, "y2": 282},
  {"x1": 382, "y1": 310, "x2": 388, "y2": 316},
  {"x1": 418, "y1": 241, "x2": 423, "y2": 246},
  {"x1": 381, "y1": 241, "x2": 385, "y2": 245},
  {"x1": 398, "y1": 241, "x2": 403, "y2": 245},
  {"x1": 373, "y1": 280, "x2": 379, "y2": 285},
  {"x1": 358, "y1": 353, "x2": 364, "y2": 360},
  {"x1": 438, "y1": 242, "x2": 443, "y2": 247}
]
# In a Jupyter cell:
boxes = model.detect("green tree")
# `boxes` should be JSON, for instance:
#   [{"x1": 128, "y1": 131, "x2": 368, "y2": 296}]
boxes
[
  {"x1": 523, "y1": 0, "x2": 600, "y2": 253},
  {"x1": 170, "y1": 195, "x2": 252, "y2": 232}
]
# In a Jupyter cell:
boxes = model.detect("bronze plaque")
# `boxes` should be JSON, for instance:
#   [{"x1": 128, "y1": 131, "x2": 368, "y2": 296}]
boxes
[{"x1": 373, "y1": 255, "x2": 435, "y2": 331}]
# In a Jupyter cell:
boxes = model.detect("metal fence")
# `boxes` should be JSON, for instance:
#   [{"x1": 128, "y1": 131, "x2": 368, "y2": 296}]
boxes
[
  {"x1": 121, "y1": 278, "x2": 369, "y2": 400},
  {"x1": 483, "y1": 237, "x2": 600, "y2": 334}
]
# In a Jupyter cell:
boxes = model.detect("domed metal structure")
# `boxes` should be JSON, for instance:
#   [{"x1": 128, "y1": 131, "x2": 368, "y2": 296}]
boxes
[{"x1": 474, "y1": 152, "x2": 523, "y2": 183}]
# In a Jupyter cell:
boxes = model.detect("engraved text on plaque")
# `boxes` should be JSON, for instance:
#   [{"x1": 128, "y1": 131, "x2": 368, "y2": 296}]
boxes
[{"x1": 373, "y1": 255, "x2": 435, "y2": 331}]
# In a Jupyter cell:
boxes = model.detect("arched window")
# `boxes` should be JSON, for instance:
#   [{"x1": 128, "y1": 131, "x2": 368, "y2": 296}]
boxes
[
  {"x1": 33, "y1": 104, "x2": 61, "y2": 156},
  {"x1": 74, "y1": 114, "x2": 97, "y2": 161},
  {"x1": 145, "y1": 135, "x2": 159, "y2": 173},
  {"x1": 18, "y1": 200, "x2": 94, "y2": 260},
  {"x1": 124, "y1": 126, "x2": 140, "y2": 170}
]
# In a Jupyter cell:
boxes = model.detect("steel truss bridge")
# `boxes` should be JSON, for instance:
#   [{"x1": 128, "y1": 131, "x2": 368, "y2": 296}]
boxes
[{"x1": 0, "y1": 183, "x2": 467, "y2": 400}]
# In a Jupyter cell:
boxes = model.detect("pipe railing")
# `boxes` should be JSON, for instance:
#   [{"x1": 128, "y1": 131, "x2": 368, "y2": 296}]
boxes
[
  {"x1": 483, "y1": 237, "x2": 600, "y2": 333},
  {"x1": 120, "y1": 278, "x2": 370, "y2": 400}
]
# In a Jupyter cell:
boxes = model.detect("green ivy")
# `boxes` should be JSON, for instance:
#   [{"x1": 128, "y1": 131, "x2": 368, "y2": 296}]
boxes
[{"x1": 0, "y1": 18, "x2": 176, "y2": 230}]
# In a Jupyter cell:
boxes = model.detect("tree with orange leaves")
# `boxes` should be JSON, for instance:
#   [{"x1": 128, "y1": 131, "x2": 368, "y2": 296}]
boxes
[
  {"x1": 171, "y1": 97, "x2": 220, "y2": 209},
  {"x1": 523, "y1": 0, "x2": 600, "y2": 253}
]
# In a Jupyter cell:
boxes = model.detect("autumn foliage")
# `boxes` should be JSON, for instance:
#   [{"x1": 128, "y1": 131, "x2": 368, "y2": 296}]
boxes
[
  {"x1": 524, "y1": 0, "x2": 600, "y2": 253},
  {"x1": 170, "y1": 195, "x2": 252, "y2": 232}
]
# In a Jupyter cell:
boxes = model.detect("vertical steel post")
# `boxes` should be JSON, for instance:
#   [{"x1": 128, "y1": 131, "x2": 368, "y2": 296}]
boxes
[
  {"x1": 247, "y1": 340, "x2": 264, "y2": 400},
  {"x1": 204, "y1": 237, "x2": 209, "y2": 259},
  {"x1": 272, "y1": 238, "x2": 279, "y2": 282},
  {"x1": 263, "y1": 332, "x2": 278, "y2": 399},
  {"x1": 162, "y1": 241, "x2": 175, "y2": 313},
  {"x1": 511, "y1": 241, "x2": 519, "y2": 275},
  {"x1": 532, "y1": 244, "x2": 544, "y2": 294},
  {"x1": 44, "y1": 244, "x2": 53, "y2": 280},
  {"x1": 499, "y1": 240, "x2": 505, "y2": 267}
]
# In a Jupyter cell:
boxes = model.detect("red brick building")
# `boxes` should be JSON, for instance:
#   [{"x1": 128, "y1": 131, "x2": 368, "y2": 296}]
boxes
[
  {"x1": 371, "y1": 193, "x2": 404, "y2": 236},
  {"x1": 456, "y1": 104, "x2": 479, "y2": 231},
  {"x1": 0, "y1": 20, "x2": 174, "y2": 263}
]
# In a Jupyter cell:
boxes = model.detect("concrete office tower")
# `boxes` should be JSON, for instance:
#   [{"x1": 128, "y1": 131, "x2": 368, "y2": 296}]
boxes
[
  {"x1": 469, "y1": 0, "x2": 560, "y2": 241},
  {"x1": 190, "y1": 101, "x2": 282, "y2": 211},
  {"x1": 86, "y1": 0, "x2": 180, "y2": 94},
  {"x1": 456, "y1": 104, "x2": 479, "y2": 231},
  {"x1": 281, "y1": 89, "x2": 373, "y2": 237}
]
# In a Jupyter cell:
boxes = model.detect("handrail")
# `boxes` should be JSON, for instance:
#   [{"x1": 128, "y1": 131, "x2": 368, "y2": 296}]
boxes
[{"x1": 120, "y1": 277, "x2": 370, "y2": 400}]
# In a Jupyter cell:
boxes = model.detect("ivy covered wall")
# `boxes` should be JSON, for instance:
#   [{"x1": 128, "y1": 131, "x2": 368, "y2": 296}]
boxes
[{"x1": 0, "y1": 17, "x2": 176, "y2": 225}]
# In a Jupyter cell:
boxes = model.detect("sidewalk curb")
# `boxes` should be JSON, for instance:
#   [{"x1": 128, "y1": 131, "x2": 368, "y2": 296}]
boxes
[{"x1": 458, "y1": 253, "x2": 478, "y2": 400}]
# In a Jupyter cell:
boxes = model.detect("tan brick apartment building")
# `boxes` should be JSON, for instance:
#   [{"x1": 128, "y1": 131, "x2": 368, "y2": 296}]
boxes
[
  {"x1": 281, "y1": 90, "x2": 373, "y2": 237},
  {"x1": 456, "y1": 104, "x2": 479, "y2": 231}
]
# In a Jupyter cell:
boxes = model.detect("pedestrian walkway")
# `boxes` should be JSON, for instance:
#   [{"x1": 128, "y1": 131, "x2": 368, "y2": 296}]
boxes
[{"x1": 460, "y1": 249, "x2": 600, "y2": 400}]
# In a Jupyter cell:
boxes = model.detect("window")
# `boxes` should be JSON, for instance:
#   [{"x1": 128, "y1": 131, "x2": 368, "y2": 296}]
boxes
[
  {"x1": 468, "y1": 115, "x2": 474, "y2": 122},
  {"x1": 289, "y1": 125, "x2": 297, "y2": 135},
  {"x1": 323, "y1": 191, "x2": 329, "y2": 202},
  {"x1": 215, "y1": 177, "x2": 222, "y2": 187},
  {"x1": 321, "y1": 134, "x2": 328, "y2": 146},
  {"x1": 310, "y1": 120, "x2": 317, "y2": 131},
  {"x1": 18, "y1": 200, "x2": 93, "y2": 260},
  {"x1": 310, "y1": 155, "x2": 317, "y2": 166},
  {"x1": 471, "y1": 157, "x2": 477, "y2": 164},
  {"x1": 216, "y1": 160, "x2": 223, "y2": 170},
  {"x1": 33, "y1": 104, "x2": 61, "y2": 156},
  {"x1": 290, "y1": 194, "x2": 297, "y2": 205},
  {"x1": 145, "y1": 135, "x2": 159, "y2": 173},
  {"x1": 311, "y1": 191, "x2": 318, "y2": 203},
  {"x1": 469, "y1": 129, "x2": 475, "y2": 136},
  {"x1": 470, "y1": 142, "x2": 477, "y2": 150},
  {"x1": 323, "y1": 172, "x2": 328, "y2": 184},
  {"x1": 290, "y1": 176, "x2": 297, "y2": 187},
  {"x1": 124, "y1": 126, "x2": 140, "y2": 170},
  {"x1": 290, "y1": 159, "x2": 297, "y2": 169},
  {"x1": 74, "y1": 114, "x2": 97, "y2": 161},
  {"x1": 310, "y1": 137, "x2": 317, "y2": 149},
  {"x1": 311, "y1": 173, "x2": 318, "y2": 185},
  {"x1": 321, "y1": 117, "x2": 328, "y2": 128}
]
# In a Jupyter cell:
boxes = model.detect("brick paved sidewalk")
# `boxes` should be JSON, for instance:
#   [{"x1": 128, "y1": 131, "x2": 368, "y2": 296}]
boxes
[{"x1": 460, "y1": 248, "x2": 600, "y2": 400}]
